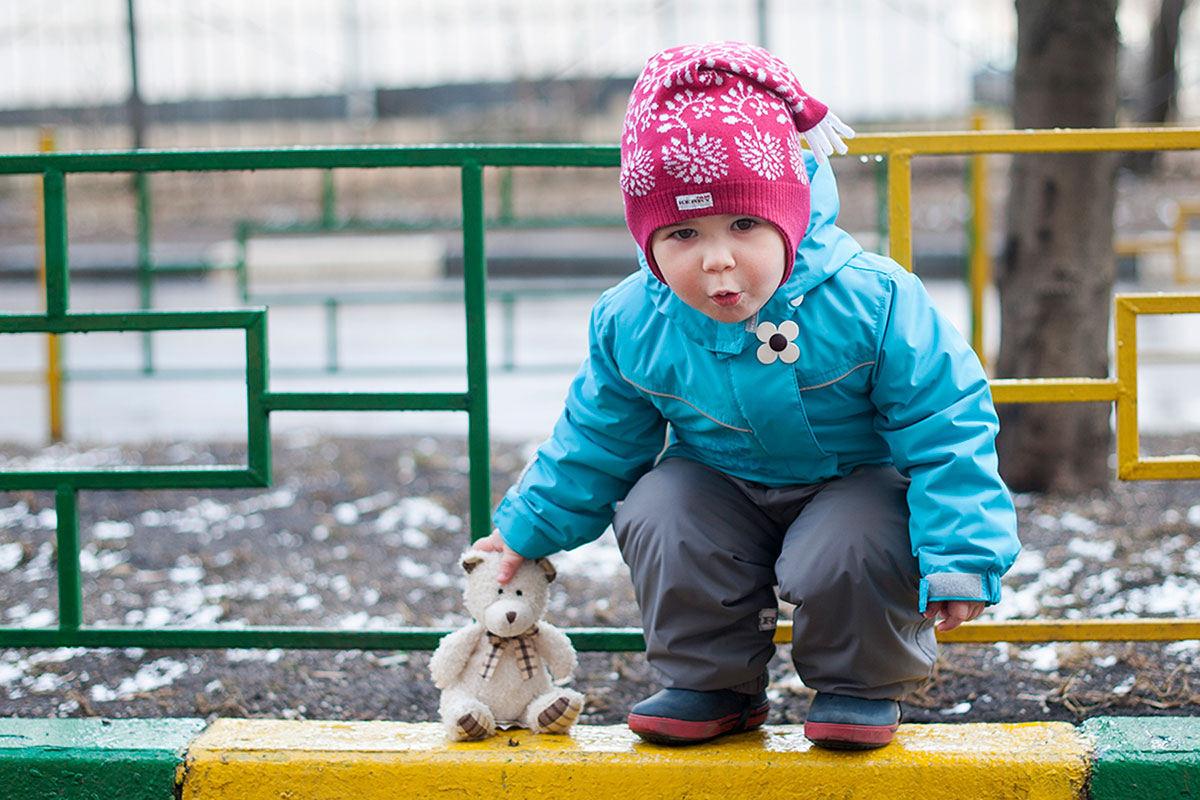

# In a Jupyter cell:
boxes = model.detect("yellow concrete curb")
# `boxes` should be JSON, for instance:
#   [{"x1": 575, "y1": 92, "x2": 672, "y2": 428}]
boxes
[{"x1": 181, "y1": 720, "x2": 1091, "y2": 799}]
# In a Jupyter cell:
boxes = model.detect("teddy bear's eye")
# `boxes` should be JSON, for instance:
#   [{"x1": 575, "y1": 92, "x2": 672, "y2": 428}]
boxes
[
  {"x1": 496, "y1": 588, "x2": 504, "y2": 595},
  {"x1": 515, "y1": 590, "x2": 523, "y2": 597}
]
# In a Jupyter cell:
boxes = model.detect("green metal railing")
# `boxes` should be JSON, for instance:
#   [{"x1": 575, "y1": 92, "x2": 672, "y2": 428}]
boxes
[
  {"x1": 0, "y1": 144, "x2": 637, "y2": 652},
  {"x1": 3, "y1": 134, "x2": 1200, "y2": 654}
]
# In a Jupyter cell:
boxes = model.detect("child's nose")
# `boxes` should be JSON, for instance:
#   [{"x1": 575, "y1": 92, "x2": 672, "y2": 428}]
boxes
[{"x1": 701, "y1": 242, "x2": 735, "y2": 272}]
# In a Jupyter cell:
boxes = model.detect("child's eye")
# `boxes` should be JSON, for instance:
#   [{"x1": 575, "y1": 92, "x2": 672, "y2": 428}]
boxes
[
  {"x1": 732, "y1": 218, "x2": 758, "y2": 231},
  {"x1": 669, "y1": 228, "x2": 697, "y2": 240}
]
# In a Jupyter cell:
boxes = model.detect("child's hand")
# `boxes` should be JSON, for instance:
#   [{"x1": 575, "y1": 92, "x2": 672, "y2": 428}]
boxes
[
  {"x1": 923, "y1": 600, "x2": 985, "y2": 632},
  {"x1": 469, "y1": 530, "x2": 527, "y2": 583}
]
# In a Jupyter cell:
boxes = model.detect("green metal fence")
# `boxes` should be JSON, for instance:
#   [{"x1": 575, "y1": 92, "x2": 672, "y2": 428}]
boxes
[
  {"x1": 0, "y1": 143, "x2": 635, "y2": 652},
  {"x1": 3, "y1": 135, "x2": 1200, "y2": 654}
]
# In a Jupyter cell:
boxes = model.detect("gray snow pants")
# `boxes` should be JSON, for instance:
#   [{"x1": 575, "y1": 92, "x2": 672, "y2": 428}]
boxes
[{"x1": 613, "y1": 458, "x2": 938, "y2": 700}]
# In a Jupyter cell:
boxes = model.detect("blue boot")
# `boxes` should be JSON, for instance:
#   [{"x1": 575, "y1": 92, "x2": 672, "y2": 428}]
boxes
[
  {"x1": 804, "y1": 692, "x2": 901, "y2": 750},
  {"x1": 628, "y1": 688, "x2": 769, "y2": 745}
]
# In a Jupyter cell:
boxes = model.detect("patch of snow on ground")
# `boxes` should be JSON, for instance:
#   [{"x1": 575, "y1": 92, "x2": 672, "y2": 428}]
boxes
[
  {"x1": 0, "y1": 542, "x2": 22, "y2": 572},
  {"x1": 0, "y1": 660, "x2": 23, "y2": 687},
  {"x1": 1067, "y1": 537, "x2": 1116, "y2": 561},
  {"x1": 1059, "y1": 512, "x2": 1100, "y2": 536},
  {"x1": 550, "y1": 529, "x2": 628, "y2": 579},
  {"x1": 92, "y1": 520, "x2": 134, "y2": 541},
  {"x1": 397, "y1": 556, "x2": 453, "y2": 588},
  {"x1": 79, "y1": 546, "x2": 130, "y2": 574},
  {"x1": 90, "y1": 657, "x2": 190, "y2": 702},
  {"x1": 353, "y1": 492, "x2": 396, "y2": 515},
  {"x1": 376, "y1": 497, "x2": 462, "y2": 535},
  {"x1": 1098, "y1": 576, "x2": 1200, "y2": 616},
  {"x1": 1111, "y1": 675, "x2": 1137, "y2": 696},
  {"x1": 333, "y1": 503, "x2": 360, "y2": 525},
  {"x1": 337, "y1": 611, "x2": 403, "y2": 630},
  {"x1": 987, "y1": 549, "x2": 1083, "y2": 620},
  {"x1": 987, "y1": 586, "x2": 1041, "y2": 620},
  {"x1": 1, "y1": 444, "x2": 131, "y2": 472},
  {"x1": 1018, "y1": 644, "x2": 1060, "y2": 673},
  {"x1": 7, "y1": 608, "x2": 57, "y2": 628},
  {"x1": 168, "y1": 561, "x2": 206, "y2": 584},
  {"x1": 296, "y1": 595, "x2": 322, "y2": 611},
  {"x1": 238, "y1": 487, "x2": 298, "y2": 514},
  {"x1": 768, "y1": 672, "x2": 808, "y2": 697},
  {"x1": 0, "y1": 502, "x2": 31, "y2": 527},
  {"x1": 225, "y1": 649, "x2": 284, "y2": 664},
  {"x1": 28, "y1": 671, "x2": 68, "y2": 693},
  {"x1": 1007, "y1": 548, "x2": 1046, "y2": 576},
  {"x1": 1030, "y1": 512, "x2": 1061, "y2": 531},
  {"x1": 1183, "y1": 543, "x2": 1200, "y2": 575},
  {"x1": 1076, "y1": 568, "x2": 1124, "y2": 602},
  {"x1": 1166, "y1": 640, "x2": 1200, "y2": 657},
  {"x1": 20, "y1": 543, "x2": 56, "y2": 582}
]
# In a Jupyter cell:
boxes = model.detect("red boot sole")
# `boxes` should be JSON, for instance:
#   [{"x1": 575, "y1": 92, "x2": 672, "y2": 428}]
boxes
[
  {"x1": 629, "y1": 703, "x2": 769, "y2": 745},
  {"x1": 804, "y1": 719, "x2": 898, "y2": 750}
]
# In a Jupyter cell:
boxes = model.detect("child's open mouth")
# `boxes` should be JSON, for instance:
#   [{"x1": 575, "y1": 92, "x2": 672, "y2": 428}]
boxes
[{"x1": 712, "y1": 291, "x2": 742, "y2": 308}]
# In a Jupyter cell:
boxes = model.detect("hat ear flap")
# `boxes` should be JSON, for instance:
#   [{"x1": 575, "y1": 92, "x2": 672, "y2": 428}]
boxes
[
  {"x1": 536, "y1": 558, "x2": 557, "y2": 583},
  {"x1": 462, "y1": 553, "x2": 484, "y2": 573}
]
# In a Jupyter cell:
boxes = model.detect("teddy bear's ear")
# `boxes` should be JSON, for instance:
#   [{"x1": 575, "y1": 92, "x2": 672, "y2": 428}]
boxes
[
  {"x1": 462, "y1": 553, "x2": 485, "y2": 573},
  {"x1": 535, "y1": 558, "x2": 557, "y2": 583}
]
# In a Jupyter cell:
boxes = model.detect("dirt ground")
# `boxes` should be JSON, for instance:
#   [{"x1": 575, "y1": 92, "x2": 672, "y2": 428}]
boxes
[{"x1": 2, "y1": 431, "x2": 1199, "y2": 727}]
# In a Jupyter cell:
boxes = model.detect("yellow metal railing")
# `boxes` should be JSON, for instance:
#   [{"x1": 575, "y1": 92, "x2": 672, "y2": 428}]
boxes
[
  {"x1": 847, "y1": 126, "x2": 1200, "y2": 269},
  {"x1": 967, "y1": 115, "x2": 992, "y2": 363},
  {"x1": 841, "y1": 126, "x2": 1200, "y2": 643},
  {"x1": 1115, "y1": 198, "x2": 1200, "y2": 284},
  {"x1": 848, "y1": 127, "x2": 1200, "y2": 484},
  {"x1": 35, "y1": 127, "x2": 65, "y2": 442}
]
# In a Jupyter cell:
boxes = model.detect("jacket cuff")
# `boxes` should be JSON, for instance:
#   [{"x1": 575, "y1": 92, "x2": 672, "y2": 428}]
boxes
[
  {"x1": 492, "y1": 500, "x2": 561, "y2": 560},
  {"x1": 918, "y1": 572, "x2": 1001, "y2": 612}
]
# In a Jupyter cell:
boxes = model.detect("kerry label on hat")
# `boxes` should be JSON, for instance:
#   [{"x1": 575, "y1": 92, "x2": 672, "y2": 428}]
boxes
[{"x1": 675, "y1": 192, "x2": 714, "y2": 211}]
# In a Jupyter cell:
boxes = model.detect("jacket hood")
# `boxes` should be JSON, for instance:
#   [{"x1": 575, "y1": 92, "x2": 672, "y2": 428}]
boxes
[{"x1": 638, "y1": 152, "x2": 864, "y2": 353}]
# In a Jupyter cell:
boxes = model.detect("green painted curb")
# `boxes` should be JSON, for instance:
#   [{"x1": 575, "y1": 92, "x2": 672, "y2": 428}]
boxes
[
  {"x1": 0, "y1": 717, "x2": 206, "y2": 800},
  {"x1": 1084, "y1": 716, "x2": 1200, "y2": 799}
]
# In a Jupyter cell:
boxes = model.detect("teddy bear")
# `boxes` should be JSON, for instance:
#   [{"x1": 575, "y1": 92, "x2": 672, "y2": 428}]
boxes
[{"x1": 428, "y1": 549, "x2": 585, "y2": 741}]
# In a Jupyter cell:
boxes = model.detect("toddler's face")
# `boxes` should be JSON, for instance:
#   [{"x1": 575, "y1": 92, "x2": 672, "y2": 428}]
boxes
[{"x1": 649, "y1": 214, "x2": 786, "y2": 323}]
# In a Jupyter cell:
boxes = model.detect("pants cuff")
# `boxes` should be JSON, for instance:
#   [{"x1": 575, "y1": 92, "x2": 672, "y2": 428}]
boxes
[{"x1": 729, "y1": 672, "x2": 769, "y2": 694}]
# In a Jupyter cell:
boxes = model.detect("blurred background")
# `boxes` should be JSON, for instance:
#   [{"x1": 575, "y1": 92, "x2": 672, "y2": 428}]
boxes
[
  {"x1": 1, "y1": 0, "x2": 1195, "y2": 147},
  {"x1": 0, "y1": 0, "x2": 1198, "y2": 447}
]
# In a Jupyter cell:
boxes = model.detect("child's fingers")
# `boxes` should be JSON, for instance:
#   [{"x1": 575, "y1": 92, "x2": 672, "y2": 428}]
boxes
[
  {"x1": 932, "y1": 600, "x2": 986, "y2": 632},
  {"x1": 469, "y1": 530, "x2": 505, "y2": 552},
  {"x1": 469, "y1": 530, "x2": 527, "y2": 583},
  {"x1": 922, "y1": 600, "x2": 983, "y2": 631},
  {"x1": 933, "y1": 601, "x2": 965, "y2": 632},
  {"x1": 496, "y1": 550, "x2": 526, "y2": 584},
  {"x1": 922, "y1": 600, "x2": 946, "y2": 621}
]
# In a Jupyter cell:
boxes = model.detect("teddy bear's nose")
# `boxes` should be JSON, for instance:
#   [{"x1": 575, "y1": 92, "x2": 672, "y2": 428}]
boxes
[{"x1": 506, "y1": 611, "x2": 517, "y2": 623}]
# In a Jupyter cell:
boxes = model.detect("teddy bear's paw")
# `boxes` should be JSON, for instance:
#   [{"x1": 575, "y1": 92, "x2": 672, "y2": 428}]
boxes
[
  {"x1": 534, "y1": 692, "x2": 584, "y2": 734},
  {"x1": 454, "y1": 709, "x2": 496, "y2": 741}
]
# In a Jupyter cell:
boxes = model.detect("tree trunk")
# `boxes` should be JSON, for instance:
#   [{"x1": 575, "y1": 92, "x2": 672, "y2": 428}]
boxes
[
  {"x1": 1145, "y1": 0, "x2": 1188, "y2": 122},
  {"x1": 995, "y1": 0, "x2": 1119, "y2": 494},
  {"x1": 1128, "y1": 0, "x2": 1188, "y2": 173}
]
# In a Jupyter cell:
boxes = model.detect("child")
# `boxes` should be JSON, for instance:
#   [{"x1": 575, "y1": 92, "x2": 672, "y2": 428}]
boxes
[{"x1": 474, "y1": 41, "x2": 1019, "y2": 750}]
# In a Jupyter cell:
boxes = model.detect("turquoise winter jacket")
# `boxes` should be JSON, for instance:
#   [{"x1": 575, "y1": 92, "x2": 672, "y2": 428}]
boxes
[{"x1": 493, "y1": 155, "x2": 1020, "y2": 609}]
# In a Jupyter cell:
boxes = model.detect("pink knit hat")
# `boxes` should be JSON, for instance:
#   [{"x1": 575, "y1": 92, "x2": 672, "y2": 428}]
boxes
[{"x1": 620, "y1": 42, "x2": 853, "y2": 284}]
